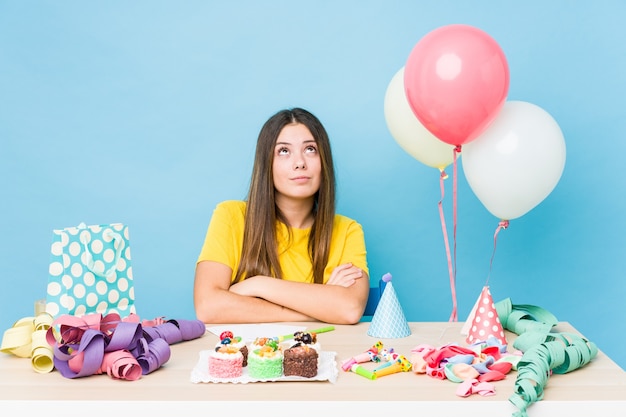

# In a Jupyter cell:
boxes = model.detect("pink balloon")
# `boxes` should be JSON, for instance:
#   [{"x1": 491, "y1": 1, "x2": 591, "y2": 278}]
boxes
[{"x1": 404, "y1": 24, "x2": 510, "y2": 146}]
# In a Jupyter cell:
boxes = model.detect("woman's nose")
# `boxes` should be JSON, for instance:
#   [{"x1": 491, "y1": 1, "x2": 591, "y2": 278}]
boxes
[{"x1": 294, "y1": 158, "x2": 306, "y2": 169}]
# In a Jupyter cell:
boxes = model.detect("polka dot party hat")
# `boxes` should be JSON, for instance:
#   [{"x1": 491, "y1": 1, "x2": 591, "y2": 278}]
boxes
[
  {"x1": 367, "y1": 273, "x2": 411, "y2": 338},
  {"x1": 464, "y1": 286, "x2": 507, "y2": 346}
]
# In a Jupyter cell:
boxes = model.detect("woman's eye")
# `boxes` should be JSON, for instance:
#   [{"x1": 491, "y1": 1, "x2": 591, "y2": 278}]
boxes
[
  {"x1": 277, "y1": 147, "x2": 289, "y2": 155},
  {"x1": 305, "y1": 146, "x2": 317, "y2": 153}
]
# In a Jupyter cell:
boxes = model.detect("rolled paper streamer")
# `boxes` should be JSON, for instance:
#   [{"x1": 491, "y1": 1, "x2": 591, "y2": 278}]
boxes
[
  {"x1": 142, "y1": 319, "x2": 206, "y2": 345},
  {"x1": 351, "y1": 364, "x2": 377, "y2": 380},
  {"x1": 0, "y1": 317, "x2": 35, "y2": 358},
  {"x1": 1, "y1": 313, "x2": 54, "y2": 366},
  {"x1": 167, "y1": 319, "x2": 207, "y2": 341},
  {"x1": 135, "y1": 337, "x2": 171, "y2": 375},
  {"x1": 45, "y1": 313, "x2": 199, "y2": 380},
  {"x1": 34, "y1": 313, "x2": 53, "y2": 331},
  {"x1": 53, "y1": 329, "x2": 106, "y2": 379},
  {"x1": 144, "y1": 322, "x2": 184, "y2": 344},
  {"x1": 31, "y1": 328, "x2": 54, "y2": 373},
  {"x1": 31, "y1": 345, "x2": 54, "y2": 373},
  {"x1": 100, "y1": 350, "x2": 142, "y2": 381},
  {"x1": 107, "y1": 322, "x2": 143, "y2": 351}
]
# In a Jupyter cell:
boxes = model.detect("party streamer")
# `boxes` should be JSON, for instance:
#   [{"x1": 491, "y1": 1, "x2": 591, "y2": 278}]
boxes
[{"x1": 494, "y1": 299, "x2": 598, "y2": 417}]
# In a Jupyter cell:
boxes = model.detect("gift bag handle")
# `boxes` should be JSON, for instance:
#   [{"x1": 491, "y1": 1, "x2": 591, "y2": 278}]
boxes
[{"x1": 78, "y1": 225, "x2": 125, "y2": 279}]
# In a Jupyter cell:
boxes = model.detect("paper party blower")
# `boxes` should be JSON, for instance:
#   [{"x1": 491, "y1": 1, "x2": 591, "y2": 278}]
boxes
[
  {"x1": 341, "y1": 341, "x2": 383, "y2": 371},
  {"x1": 463, "y1": 286, "x2": 507, "y2": 346},
  {"x1": 367, "y1": 273, "x2": 411, "y2": 338},
  {"x1": 373, "y1": 354, "x2": 412, "y2": 377}
]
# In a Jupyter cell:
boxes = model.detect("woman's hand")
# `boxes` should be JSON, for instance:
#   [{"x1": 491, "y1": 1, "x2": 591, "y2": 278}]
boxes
[{"x1": 326, "y1": 263, "x2": 364, "y2": 287}]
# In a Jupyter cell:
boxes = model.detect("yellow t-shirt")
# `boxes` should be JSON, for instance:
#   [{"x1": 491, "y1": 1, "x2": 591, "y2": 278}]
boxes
[{"x1": 197, "y1": 200, "x2": 369, "y2": 283}]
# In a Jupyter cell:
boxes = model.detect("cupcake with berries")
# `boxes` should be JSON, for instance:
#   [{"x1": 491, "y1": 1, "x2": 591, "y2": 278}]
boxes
[
  {"x1": 208, "y1": 345, "x2": 244, "y2": 379},
  {"x1": 283, "y1": 331, "x2": 320, "y2": 378},
  {"x1": 284, "y1": 331, "x2": 321, "y2": 351},
  {"x1": 215, "y1": 330, "x2": 248, "y2": 367},
  {"x1": 247, "y1": 337, "x2": 283, "y2": 379}
]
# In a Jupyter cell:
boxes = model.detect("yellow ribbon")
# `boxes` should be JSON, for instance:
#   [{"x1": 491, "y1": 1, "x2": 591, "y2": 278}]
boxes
[{"x1": 1, "y1": 313, "x2": 55, "y2": 373}]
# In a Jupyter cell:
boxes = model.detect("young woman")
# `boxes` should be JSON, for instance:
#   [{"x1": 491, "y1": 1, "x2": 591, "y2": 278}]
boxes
[{"x1": 193, "y1": 108, "x2": 369, "y2": 324}]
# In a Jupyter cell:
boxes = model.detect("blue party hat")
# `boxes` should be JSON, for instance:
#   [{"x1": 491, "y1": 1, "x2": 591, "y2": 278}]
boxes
[{"x1": 367, "y1": 273, "x2": 411, "y2": 338}]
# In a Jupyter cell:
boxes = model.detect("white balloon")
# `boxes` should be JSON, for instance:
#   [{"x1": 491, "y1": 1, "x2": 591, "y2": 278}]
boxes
[
  {"x1": 462, "y1": 101, "x2": 566, "y2": 220},
  {"x1": 384, "y1": 67, "x2": 457, "y2": 170}
]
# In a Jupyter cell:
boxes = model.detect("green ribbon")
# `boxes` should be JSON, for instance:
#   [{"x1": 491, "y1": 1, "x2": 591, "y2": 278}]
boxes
[{"x1": 494, "y1": 298, "x2": 598, "y2": 417}]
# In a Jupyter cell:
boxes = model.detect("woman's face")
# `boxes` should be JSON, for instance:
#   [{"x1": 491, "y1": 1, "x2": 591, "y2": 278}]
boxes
[{"x1": 272, "y1": 123, "x2": 322, "y2": 204}]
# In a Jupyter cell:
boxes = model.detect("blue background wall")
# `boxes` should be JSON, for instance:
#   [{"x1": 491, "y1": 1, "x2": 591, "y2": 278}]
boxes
[{"x1": 1, "y1": 1, "x2": 624, "y2": 370}]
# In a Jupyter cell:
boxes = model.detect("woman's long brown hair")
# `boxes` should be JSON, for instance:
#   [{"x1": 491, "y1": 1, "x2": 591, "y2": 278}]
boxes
[{"x1": 233, "y1": 108, "x2": 336, "y2": 284}]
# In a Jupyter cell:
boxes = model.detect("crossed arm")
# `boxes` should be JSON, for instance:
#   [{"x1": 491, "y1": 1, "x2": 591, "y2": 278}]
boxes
[{"x1": 193, "y1": 260, "x2": 370, "y2": 325}]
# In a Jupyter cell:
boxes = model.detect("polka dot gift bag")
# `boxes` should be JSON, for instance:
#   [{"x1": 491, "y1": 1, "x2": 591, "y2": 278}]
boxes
[{"x1": 45, "y1": 222, "x2": 136, "y2": 318}]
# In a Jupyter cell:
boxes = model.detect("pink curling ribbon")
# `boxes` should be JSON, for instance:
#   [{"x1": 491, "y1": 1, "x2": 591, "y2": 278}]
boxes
[
  {"x1": 486, "y1": 220, "x2": 509, "y2": 286},
  {"x1": 341, "y1": 341, "x2": 383, "y2": 371},
  {"x1": 100, "y1": 350, "x2": 142, "y2": 381},
  {"x1": 438, "y1": 155, "x2": 458, "y2": 322},
  {"x1": 450, "y1": 146, "x2": 462, "y2": 321}
]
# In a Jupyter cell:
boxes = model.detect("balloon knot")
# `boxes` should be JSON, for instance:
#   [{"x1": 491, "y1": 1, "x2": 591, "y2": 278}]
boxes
[
  {"x1": 499, "y1": 220, "x2": 509, "y2": 229},
  {"x1": 440, "y1": 170, "x2": 448, "y2": 180},
  {"x1": 454, "y1": 145, "x2": 462, "y2": 153}
]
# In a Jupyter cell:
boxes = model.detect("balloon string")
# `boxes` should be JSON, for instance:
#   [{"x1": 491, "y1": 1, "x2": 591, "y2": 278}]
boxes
[
  {"x1": 486, "y1": 220, "x2": 509, "y2": 286},
  {"x1": 451, "y1": 145, "x2": 462, "y2": 321},
  {"x1": 450, "y1": 145, "x2": 461, "y2": 321},
  {"x1": 453, "y1": 147, "x2": 460, "y2": 280},
  {"x1": 438, "y1": 168, "x2": 456, "y2": 322}
]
